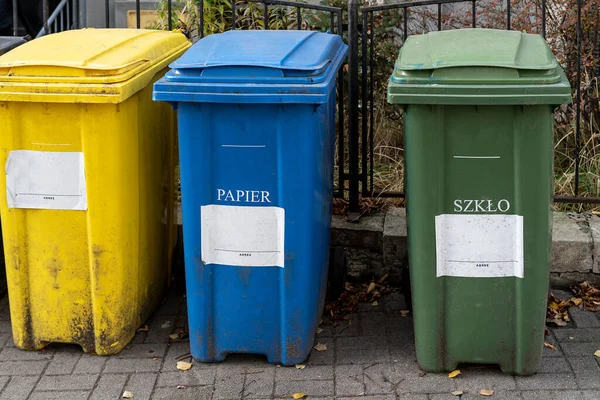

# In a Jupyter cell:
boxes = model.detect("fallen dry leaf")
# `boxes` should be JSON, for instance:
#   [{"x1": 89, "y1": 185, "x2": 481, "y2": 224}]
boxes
[
  {"x1": 594, "y1": 350, "x2": 600, "y2": 358},
  {"x1": 451, "y1": 391, "x2": 464, "y2": 396},
  {"x1": 325, "y1": 275, "x2": 395, "y2": 321},
  {"x1": 448, "y1": 369, "x2": 461, "y2": 378},
  {"x1": 377, "y1": 273, "x2": 389, "y2": 284},
  {"x1": 571, "y1": 281, "x2": 600, "y2": 312},
  {"x1": 371, "y1": 301, "x2": 379, "y2": 307},
  {"x1": 313, "y1": 343, "x2": 327, "y2": 352},
  {"x1": 151, "y1": 357, "x2": 158, "y2": 361},
  {"x1": 316, "y1": 327, "x2": 324, "y2": 334},
  {"x1": 295, "y1": 364, "x2": 306, "y2": 370},
  {"x1": 544, "y1": 342, "x2": 557, "y2": 351},
  {"x1": 292, "y1": 393, "x2": 307, "y2": 399},
  {"x1": 169, "y1": 333, "x2": 179, "y2": 340},
  {"x1": 480, "y1": 389, "x2": 494, "y2": 396},
  {"x1": 176, "y1": 361, "x2": 192, "y2": 371},
  {"x1": 400, "y1": 310, "x2": 410, "y2": 317},
  {"x1": 367, "y1": 282, "x2": 377, "y2": 294},
  {"x1": 546, "y1": 291, "x2": 585, "y2": 326},
  {"x1": 549, "y1": 318, "x2": 568, "y2": 327},
  {"x1": 122, "y1": 391, "x2": 134, "y2": 399}
]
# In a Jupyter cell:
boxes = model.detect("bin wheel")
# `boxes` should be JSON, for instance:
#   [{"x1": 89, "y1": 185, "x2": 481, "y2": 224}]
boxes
[{"x1": 328, "y1": 247, "x2": 347, "y2": 300}]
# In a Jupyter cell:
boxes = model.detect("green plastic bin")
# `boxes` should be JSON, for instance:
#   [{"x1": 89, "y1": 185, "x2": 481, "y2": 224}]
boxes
[{"x1": 387, "y1": 28, "x2": 571, "y2": 375}]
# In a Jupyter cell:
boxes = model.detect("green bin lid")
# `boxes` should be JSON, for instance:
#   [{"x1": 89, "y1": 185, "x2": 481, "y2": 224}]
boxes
[{"x1": 387, "y1": 29, "x2": 572, "y2": 105}]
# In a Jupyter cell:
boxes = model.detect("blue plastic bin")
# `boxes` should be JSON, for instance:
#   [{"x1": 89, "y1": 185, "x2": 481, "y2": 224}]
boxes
[{"x1": 153, "y1": 30, "x2": 347, "y2": 365}]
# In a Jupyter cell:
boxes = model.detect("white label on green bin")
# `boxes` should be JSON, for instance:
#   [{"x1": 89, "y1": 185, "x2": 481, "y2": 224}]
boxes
[
  {"x1": 5, "y1": 150, "x2": 87, "y2": 211},
  {"x1": 201, "y1": 205, "x2": 285, "y2": 267},
  {"x1": 435, "y1": 214, "x2": 524, "y2": 278}
]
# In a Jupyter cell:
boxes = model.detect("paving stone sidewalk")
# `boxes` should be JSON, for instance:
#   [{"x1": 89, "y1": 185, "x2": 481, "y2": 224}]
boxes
[{"x1": 0, "y1": 290, "x2": 597, "y2": 400}]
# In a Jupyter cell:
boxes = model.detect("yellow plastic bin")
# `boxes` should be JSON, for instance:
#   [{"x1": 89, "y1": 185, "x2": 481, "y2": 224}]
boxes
[{"x1": 0, "y1": 29, "x2": 190, "y2": 355}]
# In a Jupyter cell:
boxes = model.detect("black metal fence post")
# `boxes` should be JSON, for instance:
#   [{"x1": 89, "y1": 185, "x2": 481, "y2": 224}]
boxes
[
  {"x1": 168, "y1": 0, "x2": 172, "y2": 30},
  {"x1": 74, "y1": 0, "x2": 79, "y2": 28},
  {"x1": 12, "y1": 0, "x2": 17, "y2": 36},
  {"x1": 574, "y1": 0, "x2": 581, "y2": 197},
  {"x1": 81, "y1": 0, "x2": 86, "y2": 27},
  {"x1": 136, "y1": 0, "x2": 141, "y2": 28},
  {"x1": 347, "y1": 0, "x2": 360, "y2": 216},
  {"x1": 105, "y1": 0, "x2": 110, "y2": 27},
  {"x1": 43, "y1": 0, "x2": 49, "y2": 34}
]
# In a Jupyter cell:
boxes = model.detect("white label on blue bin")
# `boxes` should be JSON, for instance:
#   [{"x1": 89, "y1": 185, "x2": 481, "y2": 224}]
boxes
[
  {"x1": 435, "y1": 214, "x2": 524, "y2": 278},
  {"x1": 201, "y1": 205, "x2": 285, "y2": 267},
  {"x1": 5, "y1": 150, "x2": 87, "y2": 211}
]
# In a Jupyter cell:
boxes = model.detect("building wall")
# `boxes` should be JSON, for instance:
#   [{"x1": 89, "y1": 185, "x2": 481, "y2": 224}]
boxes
[{"x1": 83, "y1": 0, "x2": 163, "y2": 28}]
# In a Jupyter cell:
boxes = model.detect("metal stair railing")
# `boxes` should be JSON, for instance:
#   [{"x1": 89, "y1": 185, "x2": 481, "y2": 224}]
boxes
[{"x1": 36, "y1": 0, "x2": 80, "y2": 37}]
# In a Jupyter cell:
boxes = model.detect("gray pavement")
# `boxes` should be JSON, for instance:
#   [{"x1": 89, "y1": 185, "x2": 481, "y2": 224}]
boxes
[{"x1": 0, "y1": 291, "x2": 597, "y2": 399}]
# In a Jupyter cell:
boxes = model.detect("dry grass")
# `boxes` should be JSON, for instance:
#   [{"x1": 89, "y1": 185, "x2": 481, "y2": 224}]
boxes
[
  {"x1": 370, "y1": 97, "x2": 405, "y2": 195},
  {"x1": 553, "y1": 71, "x2": 600, "y2": 212},
  {"x1": 342, "y1": 0, "x2": 600, "y2": 213},
  {"x1": 353, "y1": 65, "x2": 600, "y2": 213}
]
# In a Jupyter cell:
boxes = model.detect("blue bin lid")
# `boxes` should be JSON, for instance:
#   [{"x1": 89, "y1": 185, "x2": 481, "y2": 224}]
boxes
[{"x1": 153, "y1": 30, "x2": 348, "y2": 104}]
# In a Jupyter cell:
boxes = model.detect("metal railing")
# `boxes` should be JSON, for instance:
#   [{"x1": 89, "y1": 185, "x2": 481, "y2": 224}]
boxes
[
  {"x1": 36, "y1": 0, "x2": 80, "y2": 37},
  {"x1": 15, "y1": 0, "x2": 597, "y2": 213},
  {"x1": 129, "y1": 0, "x2": 592, "y2": 214},
  {"x1": 353, "y1": 0, "x2": 498, "y2": 205},
  {"x1": 8, "y1": 0, "x2": 79, "y2": 38},
  {"x1": 108, "y1": 0, "x2": 347, "y2": 197},
  {"x1": 351, "y1": 0, "x2": 596, "y2": 213},
  {"x1": 107, "y1": 0, "x2": 342, "y2": 36}
]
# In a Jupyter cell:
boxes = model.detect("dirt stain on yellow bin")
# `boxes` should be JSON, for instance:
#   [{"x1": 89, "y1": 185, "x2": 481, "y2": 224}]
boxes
[{"x1": 0, "y1": 29, "x2": 190, "y2": 355}]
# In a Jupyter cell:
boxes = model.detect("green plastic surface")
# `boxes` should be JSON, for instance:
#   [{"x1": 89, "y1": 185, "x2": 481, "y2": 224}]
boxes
[
  {"x1": 404, "y1": 105, "x2": 553, "y2": 375},
  {"x1": 387, "y1": 29, "x2": 571, "y2": 105},
  {"x1": 386, "y1": 29, "x2": 572, "y2": 375}
]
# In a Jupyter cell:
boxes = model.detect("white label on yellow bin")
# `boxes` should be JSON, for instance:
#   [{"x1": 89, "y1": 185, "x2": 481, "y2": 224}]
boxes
[
  {"x1": 5, "y1": 150, "x2": 87, "y2": 211},
  {"x1": 201, "y1": 205, "x2": 285, "y2": 267},
  {"x1": 435, "y1": 214, "x2": 524, "y2": 278}
]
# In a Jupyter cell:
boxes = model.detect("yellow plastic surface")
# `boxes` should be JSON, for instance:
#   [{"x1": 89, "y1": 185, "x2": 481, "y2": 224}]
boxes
[
  {"x1": 0, "y1": 29, "x2": 189, "y2": 355},
  {"x1": 0, "y1": 29, "x2": 190, "y2": 103}
]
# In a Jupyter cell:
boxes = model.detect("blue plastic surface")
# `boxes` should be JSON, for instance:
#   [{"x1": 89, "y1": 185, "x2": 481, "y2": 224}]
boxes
[
  {"x1": 170, "y1": 30, "x2": 342, "y2": 71},
  {"x1": 153, "y1": 30, "x2": 347, "y2": 103},
  {"x1": 153, "y1": 30, "x2": 347, "y2": 365}
]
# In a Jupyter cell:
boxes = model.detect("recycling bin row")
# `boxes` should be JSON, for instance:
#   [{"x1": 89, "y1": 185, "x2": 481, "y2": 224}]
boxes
[{"x1": 0, "y1": 27, "x2": 570, "y2": 375}]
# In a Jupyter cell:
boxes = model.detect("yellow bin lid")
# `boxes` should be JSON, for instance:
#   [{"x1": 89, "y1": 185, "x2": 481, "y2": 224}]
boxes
[{"x1": 0, "y1": 29, "x2": 190, "y2": 103}]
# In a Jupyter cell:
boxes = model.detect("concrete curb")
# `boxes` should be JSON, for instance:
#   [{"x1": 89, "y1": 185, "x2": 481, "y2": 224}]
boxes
[
  {"x1": 175, "y1": 205, "x2": 600, "y2": 287},
  {"x1": 331, "y1": 209, "x2": 600, "y2": 287}
]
